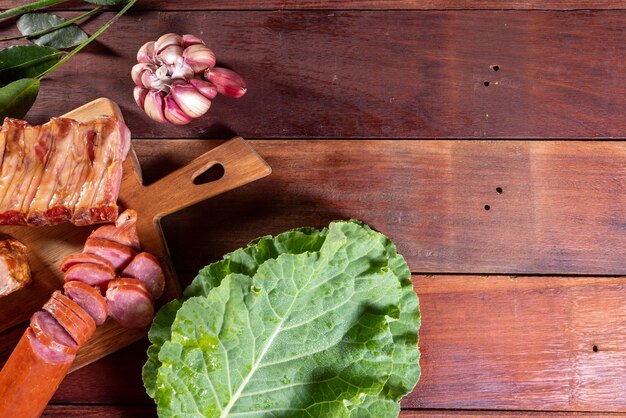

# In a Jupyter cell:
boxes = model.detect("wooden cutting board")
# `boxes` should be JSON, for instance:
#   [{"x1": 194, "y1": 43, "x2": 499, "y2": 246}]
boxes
[{"x1": 0, "y1": 98, "x2": 272, "y2": 370}]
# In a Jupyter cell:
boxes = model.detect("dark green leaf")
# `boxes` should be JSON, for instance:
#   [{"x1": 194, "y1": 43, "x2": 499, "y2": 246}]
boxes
[
  {"x1": 0, "y1": 0, "x2": 67, "y2": 22},
  {"x1": 0, "y1": 45, "x2": 62, "y2": 83},
  {"x1": 0, "y1": 78, "x2": 40, "y2": 120},
  {"x1": 17, "y1": 13, "x2": 87, "y2": 49},
  {"x1": 85, "y1": 0, "x2": 128, "y2": 4}
]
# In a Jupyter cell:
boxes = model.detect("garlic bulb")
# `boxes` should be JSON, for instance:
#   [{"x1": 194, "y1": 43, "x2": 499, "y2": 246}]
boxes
[{"x1": 131, "y1": 33, "x2": 247, "y2": 125}]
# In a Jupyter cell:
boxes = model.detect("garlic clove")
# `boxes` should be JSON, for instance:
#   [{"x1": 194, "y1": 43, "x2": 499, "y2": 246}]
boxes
[
  {"x1": 205, "y1": 67, "x2": 247, "y2": 98},
  {"x1": 140, "y1": 70, "x2": 154, "y2": 89},
  {"x1": 181, "y1": 34, "x2": 205, "y2": 48},
  {"x1": 170, "y1": 81, "x2": 211, "y2": 119},
  {"x1": 164, "y1": 94, "x2": 194, "y2": 125},
  {"x1": 140, "y1": 69, "x2": 159, "y2": 90},
  {"x1": 182, "y1": 44, "x2": 216, "y2": 73},
  {"x1": 189, "y1": 79, "x2": 218, "y2": 100},
  {"x1": 131, "y1": 63, "x2": 154, "y2": 86},
  {"x1": 159, "y1": 45, "x2": 183, "y2": 66},
  {"x1": 169, "y1": 58, "x2": 194, "y2": 80},
  {"x1": 154, "y1": 33, "x2": 182, "y2": 54},
  {"x1": 143, "y1": 91, "x2": 167, "y2": 123},
  {"x1": 133, "y1": 86, "x2": 149, "y2": 108},
  {"x1": 137, "y1": 41, "x2": 155, "y2": 63}
]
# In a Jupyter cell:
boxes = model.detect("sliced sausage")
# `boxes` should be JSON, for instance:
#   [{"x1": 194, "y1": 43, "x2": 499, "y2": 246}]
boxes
[
  {"x1": 64, "y1": 262, "x2": 115, "y2": 289},
  {"x1": 25, "y1": 327, "x2": 75, "y2": 364},
  {"x1": 83, "y1": 237, "x2": 136, "y2": 272},
  {"x1": 30, "y1": 310, "x2": 78, "y2": 355},
  {"x1": 54, "y1": 291, "x2": 97, "y2": 337},
  {"x1": 64, "y1": 281, "x2": 108, "y2": 325},
  {"x1": 107, "y1": 277, "x2": 152, "y2": 297},
  {"x1": 121, "y1": 252, "x2": 165, "y2": 299},
  {"x1": 106, "y1": 280, "x2": 154, "y2": 329},
  {"x1": 0, "y1": 328, "x2": 74, "y2": 418},
  {"x1": 43, "y1": 291, "x2": 94, "y2": 346},
  {"x1": 60, "y1": 252, "x2": 115, "y2": 273},
  {"x1": 89, "y1": 209, "x2": 140, "y2": 250}
]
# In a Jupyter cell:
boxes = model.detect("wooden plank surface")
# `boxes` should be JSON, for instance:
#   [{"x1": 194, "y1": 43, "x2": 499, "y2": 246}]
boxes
[
  {"x1": 411, "y1": 275, "x2": 626, "y2": 411},
  {"x1": 47, "y1": 274, "x2": 626, "y2": 413},
  {"x1": 40, "y1": 406, "x2": 626, "y2": 417},
  {"x1": 124, "y1": 139, "x2": 626, "y2": 276},
  {"x1": 2, "y1": 10, "x2": 626, "y2": 139},
  {"x1": 4, "y1": 0, "x2": 626, "y2": 11},
  {"x1": 0, "y1": 2, "x2": 623, "y2": 416}
]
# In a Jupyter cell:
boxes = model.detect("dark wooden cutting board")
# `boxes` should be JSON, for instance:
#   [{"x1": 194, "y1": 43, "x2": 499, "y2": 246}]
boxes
[{"x1": 0, "y1": 98, "x2": 271, "y2": 370}]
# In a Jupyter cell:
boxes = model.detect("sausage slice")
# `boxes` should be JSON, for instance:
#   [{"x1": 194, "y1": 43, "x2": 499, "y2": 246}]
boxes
[
  {"x1": 64, "y1": 262, "x2": 115, "y2": 289},
  {"x1": 54, "y1": 291, "x2": 97, "y2": 336},
  {"x1": 64, "y1": 281, "x2": 108, "y2": 325},
  {"x1": 43, "y1": 291, "x2": 94, "y2": 346},
  {"x1": 30, "y1": 310, "x2": 78, "y2": 355},
  {"x1": 121, "y1": 252, "x2": 165, "y2": 299},
  {"x1": 106, "y1": 279, "x2": 154, "y2": 329},
  {"x1": 60, "y1": 252, "x2": 115, "y2": 273},
  {"x1": 83, "y1": 237, "x2": 136, "y2": 272}
]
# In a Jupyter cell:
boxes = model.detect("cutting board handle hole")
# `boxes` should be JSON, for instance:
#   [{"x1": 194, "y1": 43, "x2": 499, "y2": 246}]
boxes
[{"x1": 193, "y1": 163, "x2": 225, "y2": 185}]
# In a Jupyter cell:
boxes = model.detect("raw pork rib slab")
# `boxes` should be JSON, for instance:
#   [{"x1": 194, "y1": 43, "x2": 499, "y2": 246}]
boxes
[{"x1": 0, "y1": 115, "x2": 130, "y2": 226}]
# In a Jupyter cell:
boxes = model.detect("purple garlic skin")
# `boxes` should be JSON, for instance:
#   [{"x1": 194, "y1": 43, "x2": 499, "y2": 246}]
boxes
[{"x1": 131, "y1": 33, "x2": 247, "y2": 125}]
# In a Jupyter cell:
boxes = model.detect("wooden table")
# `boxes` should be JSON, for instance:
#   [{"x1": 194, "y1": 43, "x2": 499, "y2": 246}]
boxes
[{"x1": 1, "y1": 0, "x2": 625, "y2": 416}]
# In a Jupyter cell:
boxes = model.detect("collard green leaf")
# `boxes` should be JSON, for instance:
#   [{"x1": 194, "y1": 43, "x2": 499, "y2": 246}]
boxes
[
  {"x1": 144, "y1": 221, "x2": 421, "y2": 417},
  {"x1": 0, "y1": 45, "x2": 61, "y2": 83},
  {"x1": 143, "y1": 300, "x2": 182, "y2": 399},
  {"x1": 17, "y1": 12, "x2": 88, "y2": 49},
  {"x1": 143, "y1": 227, "x2": 329, "y2": 397},
  {"x1": 85, "y1": 0, "x2": 128, "y2": 4},
  {"x1": 156, "y1": 261, "x2": 397, "y2": 417},
  {"x1": 184, "y1": 227, "x2": 327, "y2": 299},
  {"x1": 348, "y1": 396, "x2": 401, "y2": 417},
  {"x1": 0, "y1": 78, "x2": 40, "y2": 120}
]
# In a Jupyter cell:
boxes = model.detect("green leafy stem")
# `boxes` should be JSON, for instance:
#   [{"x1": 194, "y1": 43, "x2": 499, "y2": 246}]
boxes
[
  {"x1": 37, "y1": 0, "x2": 136, "y2": 80},
  {"x1": 0, "y1": 0, "x2": 67, "y2": 22},
  {"x1": 0, "y1": 0, "x2": 135, "y2": 120},
  {"x1": 0, "y1": 7, "x2": 102, "y2": 42}
]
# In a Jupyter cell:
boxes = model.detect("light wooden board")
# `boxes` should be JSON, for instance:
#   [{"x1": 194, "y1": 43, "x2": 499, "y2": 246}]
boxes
[{"x1": 0, "y1": 99, "x2": 271, "y2": 370}]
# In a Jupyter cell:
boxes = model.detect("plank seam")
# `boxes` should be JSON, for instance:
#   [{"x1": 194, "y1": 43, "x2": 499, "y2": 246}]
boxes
[
  {"x1": 401, "y1": 408, "x2": 626, "y2": 414},
  {"x1": 131, "y1": 138, "x2": 626, "y2": 142},
  {"x1": 11, "y1": 8, "x2": 626, "y2": 12},
  {"x1": 179, "y1": 269, "x2": 626, "y2": 278}
]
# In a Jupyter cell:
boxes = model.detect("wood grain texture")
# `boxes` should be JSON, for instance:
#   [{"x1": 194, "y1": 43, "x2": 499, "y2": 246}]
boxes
[
  {"x1": 410, "y1": 275, "x2": 626, "y2": 411},
  {"x1": 51, "y1": 339, "x2": 152, "y2": 405},
  {"x1": 2, "y1": 10, "x2": 626, "y2": 138},
  {"x1": 126, "y1": 139, "x2": 626, "y2": 275},
  {"x1": 43, "y1": 405, "x2": 156, "y2": 417},
  {"x1": 4, "y1": 0, "x2": 626, "y2": 10},
  {"x1": 48, "y1": 274, "x2": 626, "y2": 412}
]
